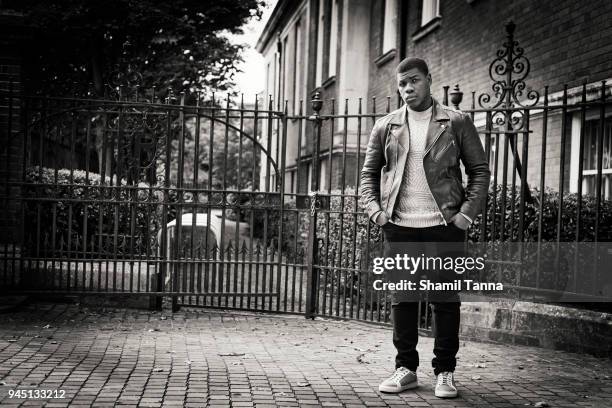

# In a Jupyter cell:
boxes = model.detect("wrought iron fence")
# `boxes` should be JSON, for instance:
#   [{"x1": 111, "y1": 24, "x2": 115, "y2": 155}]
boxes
[{"x1": 1, "y1": 21, "x2": 611, "y2": 323}]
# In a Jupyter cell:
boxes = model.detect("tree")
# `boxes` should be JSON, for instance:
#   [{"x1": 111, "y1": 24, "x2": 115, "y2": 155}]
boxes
[
  {"x1": 8, "y1": 0, "x2": 265, "y2": 97},
  {"x1": 164, "y1": 107, "x2": 261, "y2": 191}
]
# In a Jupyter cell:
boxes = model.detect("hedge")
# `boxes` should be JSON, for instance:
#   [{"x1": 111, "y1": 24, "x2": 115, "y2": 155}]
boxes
[
  {"x1": 23, "y1": 166, "x2": 161, "y2": 257},
  {"x1": 470, "y1": 185, "x2": 612, "y2": 242},
  {"x1": 296, "y1": 186, "x2": 612, "y2": 312}
]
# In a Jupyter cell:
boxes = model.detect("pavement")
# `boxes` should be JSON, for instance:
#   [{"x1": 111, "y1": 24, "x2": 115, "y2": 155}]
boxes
[{"x1": 0, "y1": 303, "x2": 611, "y2": 407}]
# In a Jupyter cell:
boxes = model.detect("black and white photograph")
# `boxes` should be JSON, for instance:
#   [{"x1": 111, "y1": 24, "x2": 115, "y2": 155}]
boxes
[{"x1": 1, "y1": 0, "x2": 611, "y2": 407}]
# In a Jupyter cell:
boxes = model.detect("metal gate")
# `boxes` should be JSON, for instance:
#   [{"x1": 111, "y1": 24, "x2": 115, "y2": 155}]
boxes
[
  {"x1": 1, "y1": 88, "x2": 310, "y2": 313},
  {"x1": 2, "y1": 21, "x2": 611, "y2": 320}
]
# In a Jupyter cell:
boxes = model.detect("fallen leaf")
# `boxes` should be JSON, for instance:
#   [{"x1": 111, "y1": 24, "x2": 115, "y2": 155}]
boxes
[
  {"x1": 42, "y1": 324, "x2": 51, "y2": 329},
  {"x1": 218, "y1": 352, "x2": 245, "y2": 357},
  {"x1": 296, "y1": 382, "x2": 310, "y2": 387},
  {"x1": 357, "y1": 353, "x2": 370, "y2": 364},
  {"x1": 153, "y1": 367, "x2": 164, "y2": 372},
  {"x1": 534, "y1": 402, "x2": 549, "y2": 408}
]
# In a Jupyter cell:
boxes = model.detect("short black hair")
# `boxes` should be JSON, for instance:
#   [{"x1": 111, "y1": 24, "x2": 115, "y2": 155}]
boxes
[{"x1": 396, "y1": 57, "x2": 429, "y2": 76}]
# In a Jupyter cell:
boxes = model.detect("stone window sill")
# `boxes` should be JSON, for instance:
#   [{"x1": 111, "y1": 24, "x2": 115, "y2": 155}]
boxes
[
  {"x1": 322, "y1": 75, "x2": 336, "y2": 89},
  {"x1": 412, "y1": 16, "x2": 442, "y2": 43},
  {"x1": 374, "y1": 49, "x2": 396, "y2": 67}
]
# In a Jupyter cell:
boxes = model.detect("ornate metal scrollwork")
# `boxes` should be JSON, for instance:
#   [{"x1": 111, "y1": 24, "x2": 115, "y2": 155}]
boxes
[
  {"x1": 106, "y1": 66, "x2": 144, "y2": 101},
  {"x1": 478, "y1": 21, "x2": 540, "y2": 110},
  {"x1": 102, "y1": 102, "x2": 167, "y2": 184}
]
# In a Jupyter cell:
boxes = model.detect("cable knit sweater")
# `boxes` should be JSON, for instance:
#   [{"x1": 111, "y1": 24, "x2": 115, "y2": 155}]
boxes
[{"x1": 391, "y1": 105, "x2": 445, "y2": 228}]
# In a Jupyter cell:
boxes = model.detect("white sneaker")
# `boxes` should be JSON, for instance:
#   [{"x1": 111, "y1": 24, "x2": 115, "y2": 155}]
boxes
[
  {"x1": 378, "y1": 367, "x2": 418, "y2": 393},
  {"x1": 435, "y1": 371, "x2": 458, "y2": 398}
]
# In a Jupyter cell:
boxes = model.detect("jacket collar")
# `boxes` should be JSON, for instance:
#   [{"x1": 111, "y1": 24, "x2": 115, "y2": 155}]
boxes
[{"x1": 388, "y1": 97, "x2": 450, "y2": 125}]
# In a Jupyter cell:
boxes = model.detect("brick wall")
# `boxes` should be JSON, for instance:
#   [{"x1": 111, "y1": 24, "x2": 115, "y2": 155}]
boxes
[
  {"x1": 363, "y1": 0, "x2": 612, "y2": 105},
  {"x1": 362, "y1": 0, "x2": 612, "y2": 196},
  {"x1": 269, "y1": 0, "x2": 612, "y2": 197},
  {"x1": 366, "y1": 0, "x2": 402, "y2": 116},
  {"x1": 402, "y1": 0, "x2": 612, "y2": 102}
]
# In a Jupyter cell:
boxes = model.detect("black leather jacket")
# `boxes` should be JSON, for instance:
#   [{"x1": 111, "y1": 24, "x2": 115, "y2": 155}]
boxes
[{"x1": 360, "y1": 98, "x2": 490, "y2": 225}]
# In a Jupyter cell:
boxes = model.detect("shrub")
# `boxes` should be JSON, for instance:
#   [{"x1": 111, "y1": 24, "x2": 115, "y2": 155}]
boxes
[
  {"x1": 470, "y1": 185, "x2": 612, "y2": 242},
  {"x1": 23, "y1": 166, "x2": 162, "y2": 257},
  {"x1": 250, "y1": 194, "x2": 304, "y2": 262},
  {"x1": 304, "y1": 186, "x2": 612, "y2": 312}
]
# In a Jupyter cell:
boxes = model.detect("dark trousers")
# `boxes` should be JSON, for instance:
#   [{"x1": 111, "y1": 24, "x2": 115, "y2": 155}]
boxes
[{"x1": 382, "y1": 223, "x2": 464, "y2": 375}]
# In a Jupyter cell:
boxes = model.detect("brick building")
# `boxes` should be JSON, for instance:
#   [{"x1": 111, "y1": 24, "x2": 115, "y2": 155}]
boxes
[{"x1": 257, "y1": 0, "x2": 612, "y2": 200}]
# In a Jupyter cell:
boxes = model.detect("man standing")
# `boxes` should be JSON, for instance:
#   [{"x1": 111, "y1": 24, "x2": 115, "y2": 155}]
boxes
[{"x1": 360, "y1": 58, "x2": 490, "y2": 398}]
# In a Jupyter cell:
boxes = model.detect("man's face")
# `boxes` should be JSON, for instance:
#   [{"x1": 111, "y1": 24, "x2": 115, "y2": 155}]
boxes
[{"x1": 396, "y1": 68, "x2": 432, "y2": 111}]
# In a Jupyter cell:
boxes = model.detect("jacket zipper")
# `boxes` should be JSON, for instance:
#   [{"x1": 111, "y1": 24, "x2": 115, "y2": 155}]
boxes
[
  {"x1": 424, "y1": 124, "x2": 448, "y2": 225},
  {"x1": 423, "y1": 124, "x2": 446, "y2": 157}
]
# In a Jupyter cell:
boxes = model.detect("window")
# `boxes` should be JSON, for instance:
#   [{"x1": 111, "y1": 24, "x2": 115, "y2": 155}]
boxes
[
  {"x1": 315, "y1": 0, "x2": 338, "y2": 85},
  {"x1": 265, "y1": 63, "x2": 271, "y2": 99},
  {"x1": 273, "y1": 53, "x2": 278, "y2": 103},
  {"x1": 290, "y1": 169, "x2": 296, "y2": 194},
  {"x1": 307, "y1": 163, "x2": 313, "y2": 191},
  {"x1": 315, "y1": 0, "x2": 325, "y2": 85},
  {"x1": 282, "y1": 36, "x2": 289, "y2": 103},
  {"x1": 581, "y1": 117, "x2": 612, "y2": 200},
  {"x1": 328, "y1": 0, "x2": 338, "y2": 77},
  {"x1": 319, "y1": 159, "x2": 327, "y2": 191},
  {"x1": 381, "y1": 0, "x2": 396, "y2": 53},
  {"x1": 421, "y1": 0, "x2": 440, "y2": 26},
  {"x1": 293, "y1": 20, "x2": 302, "y2": 113}
]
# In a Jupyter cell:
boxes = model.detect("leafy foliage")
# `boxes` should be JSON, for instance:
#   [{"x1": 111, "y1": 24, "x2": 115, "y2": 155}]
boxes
[
  {"x1": 165, "y1": 111, "x2": 261, "y2": 190},
  {"x1": 298, "y1": 186, "x2": 612, "y2": 313},
  {"x1": 8, "y1": 0, "x2": 265, "y2": 96},
  {"x1": 23, "y1": 166, "x2": 162, "y2": 257},
  {"x1": 470, "y1": 186, "x2": 612, "y2": 242}
]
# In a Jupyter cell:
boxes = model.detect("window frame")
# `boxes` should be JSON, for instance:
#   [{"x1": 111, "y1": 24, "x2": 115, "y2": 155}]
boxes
[
  {"x1": 380, "y1": 0, "x2": 397, "y2": 54},
  {"x1": 420, "y1": 0, "x2": 440, "y2": 27},
  {"x1": 570, "y1": 112, "x2": 612, "y2": 200}
]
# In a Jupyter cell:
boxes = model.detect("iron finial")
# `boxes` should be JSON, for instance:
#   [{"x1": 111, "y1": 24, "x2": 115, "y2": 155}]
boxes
[
  {"x1": 311, "y1": 91, "x2": 323, "y2": 114},
  {"x1": 505, "y1": 20, "x2": 516, "y2": 37},
  {"x1": 450, "y1": 84, "x2": 463, "y2": 109}
]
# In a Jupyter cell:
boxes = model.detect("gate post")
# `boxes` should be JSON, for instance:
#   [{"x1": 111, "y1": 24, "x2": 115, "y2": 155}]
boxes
[{"x1": 305, "y1": 92, "x2": 323, "y2": 319}]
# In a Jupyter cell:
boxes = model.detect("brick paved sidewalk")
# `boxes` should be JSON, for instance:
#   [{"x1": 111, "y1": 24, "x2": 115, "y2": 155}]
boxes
[{"x1": 0, "y1": 303, "x2": 611, "y2": 407}]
